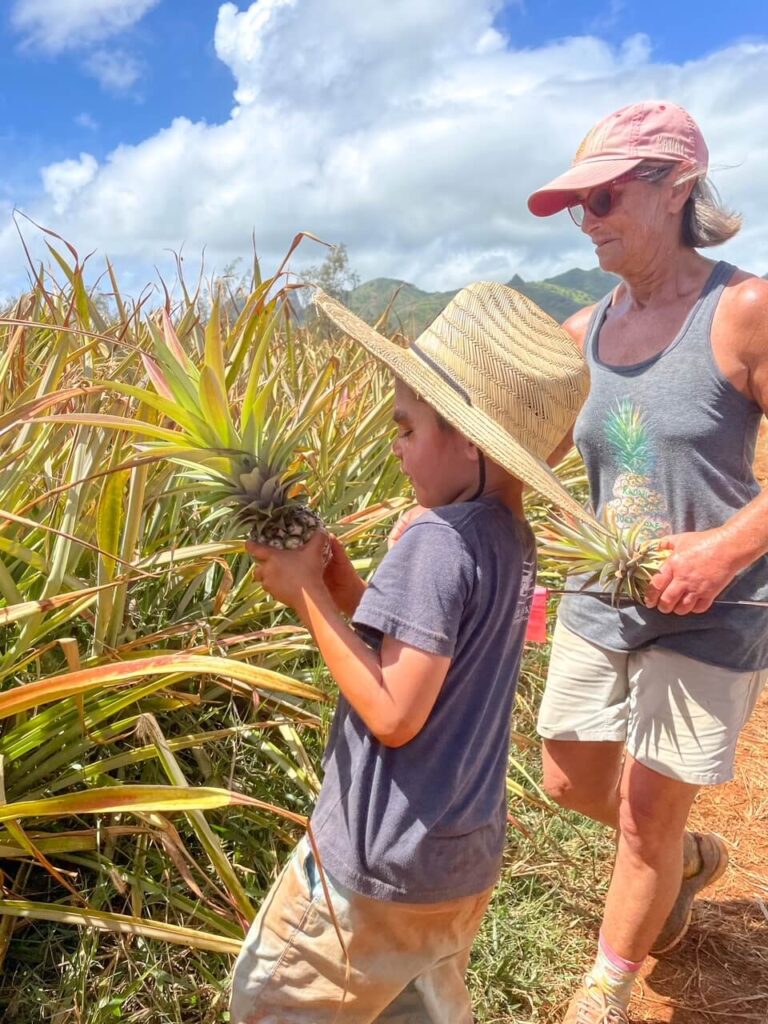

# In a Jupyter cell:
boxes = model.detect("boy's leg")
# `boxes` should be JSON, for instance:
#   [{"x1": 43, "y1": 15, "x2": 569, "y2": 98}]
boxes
[
  {"x1": 230, "y1": 837, "x2": 492, "y2": 1024},
  {"x1": 376, "y1": 887, "x2": 493, "y2": 1024}
]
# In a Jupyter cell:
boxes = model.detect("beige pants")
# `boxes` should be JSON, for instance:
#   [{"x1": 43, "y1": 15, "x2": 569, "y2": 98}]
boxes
[
  {"x1": 538, "y1": 619, "x2": 768, "y2": 785},
  {"x1": 229, "y1": 837, "x2": 493, "y2": 1024}
]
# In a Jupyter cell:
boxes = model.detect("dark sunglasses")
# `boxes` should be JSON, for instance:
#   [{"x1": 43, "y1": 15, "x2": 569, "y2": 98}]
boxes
[{"x1": 567, "y1": 163, "x2": 675, "y2": 226}]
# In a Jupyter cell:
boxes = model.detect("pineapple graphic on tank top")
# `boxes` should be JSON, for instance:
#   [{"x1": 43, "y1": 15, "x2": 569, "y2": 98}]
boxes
[{"x1": 605, "y1": 398, "x2": 671, "y2": 540}]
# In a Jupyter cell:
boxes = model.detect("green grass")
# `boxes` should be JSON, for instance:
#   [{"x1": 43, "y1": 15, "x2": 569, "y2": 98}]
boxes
[{"x1": 469, "y1": 671, "x2": 614, "y2": 1022}]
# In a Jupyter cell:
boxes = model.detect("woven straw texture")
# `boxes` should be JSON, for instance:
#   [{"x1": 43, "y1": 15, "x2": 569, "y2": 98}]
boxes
[{"x1": 314, "y1": 282, "x2": 595, "y2": 523}]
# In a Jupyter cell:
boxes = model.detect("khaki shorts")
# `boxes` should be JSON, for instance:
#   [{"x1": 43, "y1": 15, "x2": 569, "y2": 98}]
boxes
[
  {"x1": 537, "y1": 619, "x2": 768, "y2": 786},
  {"x1": 229, "y1": 836, "x2": 493, "y2": 1023}
]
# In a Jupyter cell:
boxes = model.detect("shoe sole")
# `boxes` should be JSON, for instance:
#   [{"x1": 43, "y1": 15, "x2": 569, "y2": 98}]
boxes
[{"x1": 651, "y1": 836, "x2": 730, "y2": 956}]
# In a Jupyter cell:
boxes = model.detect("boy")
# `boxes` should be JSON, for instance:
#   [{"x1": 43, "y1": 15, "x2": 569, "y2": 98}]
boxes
[{"x1": 229, "y1": 281, "x2": 590, "y2": 1023}]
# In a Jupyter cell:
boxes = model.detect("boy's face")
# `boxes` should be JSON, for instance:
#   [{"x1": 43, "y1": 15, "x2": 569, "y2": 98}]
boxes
[{"x1": 391, "y1": 380, "x2": 480, "y2": 507}]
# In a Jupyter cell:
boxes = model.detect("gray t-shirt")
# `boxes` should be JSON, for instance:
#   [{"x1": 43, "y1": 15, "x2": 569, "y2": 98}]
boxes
[{"x1": 310, "y1": 496, "x2": 536, "y2": 903}]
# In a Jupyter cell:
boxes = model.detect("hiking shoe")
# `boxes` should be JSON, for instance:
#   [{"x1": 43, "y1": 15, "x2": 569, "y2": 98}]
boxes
[
  {"x1": 562, "y1": 977, "x2": 630, "y2": 1023},
  {"x1": 651, "y1": 831, "x2": 729, "y2": 956}
]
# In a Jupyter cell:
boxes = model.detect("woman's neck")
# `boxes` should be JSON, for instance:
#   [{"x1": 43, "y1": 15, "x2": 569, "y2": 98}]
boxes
[{"x1": 618, "y1": 247, "x2": 712, "y2": 310}]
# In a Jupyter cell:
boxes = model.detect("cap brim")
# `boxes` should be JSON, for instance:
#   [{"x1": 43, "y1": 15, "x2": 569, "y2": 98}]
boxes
[
  {"x1": 528, "y1": 156, "x2": 645, "y2": 216},
  {"x1": 314, "y1": 289, "x2": 595, "y2": 525}
]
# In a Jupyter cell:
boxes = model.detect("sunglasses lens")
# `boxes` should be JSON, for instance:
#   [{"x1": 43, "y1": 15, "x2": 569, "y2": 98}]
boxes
[
  {"x1": 588, "y1": 187, "x2": 614, "y2": 217},
  {"x1": 568, "y1": 204, "x2": 585, "y2": 226}
]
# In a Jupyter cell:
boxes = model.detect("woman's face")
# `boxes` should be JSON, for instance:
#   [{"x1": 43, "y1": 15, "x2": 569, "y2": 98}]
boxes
[{"x1": 575, "y1": 174, "x2": 684, "y2": 275}]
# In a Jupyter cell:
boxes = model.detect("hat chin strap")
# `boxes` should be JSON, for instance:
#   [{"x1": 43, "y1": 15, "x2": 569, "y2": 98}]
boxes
[{"x1": 468, "y1": 451, "x2": 486, "y2": 502}]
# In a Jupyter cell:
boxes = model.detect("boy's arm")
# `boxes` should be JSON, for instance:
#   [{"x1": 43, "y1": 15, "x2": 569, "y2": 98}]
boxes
[
  {"x1": 323, "y1": 534, "x2": 367, "y2": 617},
  {"x1": 249, "y1": 532, "x2": 450, "y2": 747}
]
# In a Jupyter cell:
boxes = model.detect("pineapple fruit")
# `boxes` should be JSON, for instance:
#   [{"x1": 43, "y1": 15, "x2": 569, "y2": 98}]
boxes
[
  {"x1": 538, "y1": 509, "x2": 669, "y2": 606},
  {"x1": 216, "y1": 455, "x2": 326, "y2": 550}
]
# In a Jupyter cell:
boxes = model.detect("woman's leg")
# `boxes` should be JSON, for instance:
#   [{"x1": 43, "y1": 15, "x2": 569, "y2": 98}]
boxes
[
  {"x1": 603, "y1": 754, "x2": 699, "y2": 960},
  {"x1": 541, "y1": 738, "x2": 624, "y2": 826}
]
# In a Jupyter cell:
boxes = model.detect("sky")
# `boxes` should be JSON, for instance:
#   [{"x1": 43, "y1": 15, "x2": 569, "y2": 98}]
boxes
[{"x1": 1, "y1": 0, "x2": 767, "y2": 297}]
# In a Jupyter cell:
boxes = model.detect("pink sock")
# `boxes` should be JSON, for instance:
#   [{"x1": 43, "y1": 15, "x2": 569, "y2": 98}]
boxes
[
  {"x1": 587, "y1": 932, "x2": 646, "y2": 1010},
  {"x1": 598, "y1": 931, "x2": 645, "y2": 973}
]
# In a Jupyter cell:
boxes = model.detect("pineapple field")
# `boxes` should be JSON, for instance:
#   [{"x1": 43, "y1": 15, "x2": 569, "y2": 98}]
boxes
[
  {"x1": 0, "y1": 234, "x2": 763, "y2": 1023},
  {"x1": 0, "y1": 236, "x2": 615, "y2": 1023}
]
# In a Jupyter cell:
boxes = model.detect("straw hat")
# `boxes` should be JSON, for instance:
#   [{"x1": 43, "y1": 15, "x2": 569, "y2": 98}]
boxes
[{"x1": 314, "y1": 281, "x2": 593, "y2": 523}]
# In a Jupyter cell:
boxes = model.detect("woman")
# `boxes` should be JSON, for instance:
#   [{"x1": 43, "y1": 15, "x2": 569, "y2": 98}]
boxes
[{"x1": 528, "y1": 99, "x2": 768, "y2": 1023}]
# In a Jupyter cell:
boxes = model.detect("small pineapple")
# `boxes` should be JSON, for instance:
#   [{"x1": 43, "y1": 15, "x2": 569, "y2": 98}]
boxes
[
  {"x1": 536, "y1": 401, "x2": 677, "y2": 605},
  {"x1": 221, "y1": 455, "x2": 326, "y2": 549},
  {"x1": 538, "y1": 508, "x2": 669, "y2": 606},
  {"x1": 605, "y1": 399, "x2": 671, "y2": 540}
]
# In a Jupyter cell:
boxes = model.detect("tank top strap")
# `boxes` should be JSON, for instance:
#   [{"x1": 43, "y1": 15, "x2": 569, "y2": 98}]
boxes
[
  {"x1": 684, "y1": 260, "x2": 737, "y2": 341},
  {"x1": 583, "y1": 290, "x2": 614, "y2": 366},
  {"x1": 584, "y1": 262, "x2": 737, "y2": 366}
]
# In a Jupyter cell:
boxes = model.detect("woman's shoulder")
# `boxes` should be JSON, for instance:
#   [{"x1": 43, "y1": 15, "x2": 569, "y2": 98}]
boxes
[
  {"x1": 561, "y1": 302, "x2": 601, "y2": 351},
  {"x1": 718, "y1": 268, "x2": 768, "y2": 337}
]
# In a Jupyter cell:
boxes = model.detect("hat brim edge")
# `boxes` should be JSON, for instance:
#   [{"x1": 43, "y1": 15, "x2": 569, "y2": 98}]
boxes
[
  {"x1": 528, "y1": 156, "x2": 646, "y2": 216},
  {"x1": 313, "y1": 289, "x2": 594, "y2": 525}
]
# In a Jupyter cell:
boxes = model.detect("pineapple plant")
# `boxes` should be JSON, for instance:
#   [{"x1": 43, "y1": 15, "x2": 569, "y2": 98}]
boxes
[{"x1": 109, "y1": 292, "x2": 337, "y2": 554}]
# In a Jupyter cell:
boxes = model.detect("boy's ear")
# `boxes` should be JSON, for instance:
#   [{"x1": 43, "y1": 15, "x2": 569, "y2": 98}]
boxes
[{"x1": 463, "y1": 439, "x2": 481, "y2": 463}]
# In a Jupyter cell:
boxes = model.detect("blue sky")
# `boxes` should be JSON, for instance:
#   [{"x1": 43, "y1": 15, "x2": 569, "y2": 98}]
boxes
[
  {"x1": 1, "y1": 1, "x2": 767, "y2": 294},
  {"x1": 499, "y1": 1, "x2": 766, "y2": 61}
]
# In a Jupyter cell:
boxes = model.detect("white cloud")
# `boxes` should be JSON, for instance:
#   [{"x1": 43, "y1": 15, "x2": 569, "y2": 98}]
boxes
[
  {"x1": 11, "y1": 0, "x2": 161, "y2": 53},
  {"x1": 75, "y1": 112, "x2": 100, "y2": 131},
  {"x1": 4, "y1": 0, "x2": 768, "y2": 294},
  {"x1": 82, "y1": 48, "x2": 143, "y2": 91},
  {"x1": 11, "y1": 0, "x2": 159, "y2": 94},
  {"x1": 41, "y1": 153, "x2": 98, "y2": 214}
]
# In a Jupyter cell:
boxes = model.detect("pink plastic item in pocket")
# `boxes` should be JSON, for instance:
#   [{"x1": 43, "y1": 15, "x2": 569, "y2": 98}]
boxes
[{"x1": 525, "y1": 586, "x2": 549, "y2": 643}]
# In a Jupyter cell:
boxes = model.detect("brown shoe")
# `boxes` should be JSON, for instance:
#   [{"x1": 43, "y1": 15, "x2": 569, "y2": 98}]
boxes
[
  {"x1": 651, "y1": 831, "x2": 729, "y2": 955},
  {"x1": 562, "y1": 977, "x2": 630, "y2": 1023}
]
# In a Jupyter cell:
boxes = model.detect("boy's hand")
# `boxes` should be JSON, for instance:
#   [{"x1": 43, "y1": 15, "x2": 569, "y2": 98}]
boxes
[
  {"x1": 247, "y1": 530, "x2": 329, "y2": 611},
  {"x1": 323, "y1": 535, "x2": 366, "y2": 617}
]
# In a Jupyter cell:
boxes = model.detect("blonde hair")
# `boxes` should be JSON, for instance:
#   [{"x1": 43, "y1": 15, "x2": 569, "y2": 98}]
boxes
[{"x1": 681, "y1": 175, "x2": 742, "y2": 248}]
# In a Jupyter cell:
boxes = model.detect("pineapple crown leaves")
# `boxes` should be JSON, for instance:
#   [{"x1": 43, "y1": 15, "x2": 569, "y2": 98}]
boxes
[
  {"x1": 104, "y1": 292, "x2": 348, "y2": 523},
  {"x1": 605, "y1": 398, "x2": 652, "y2": 475},
  {"x1": 538, "y1": 510, "x2": 670, "y2": 605}
]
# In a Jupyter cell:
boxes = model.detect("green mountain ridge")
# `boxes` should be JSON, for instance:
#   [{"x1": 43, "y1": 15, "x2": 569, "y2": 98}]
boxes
[{"x1": 343, "y1": 267, "x2": 620, "y2": 336}]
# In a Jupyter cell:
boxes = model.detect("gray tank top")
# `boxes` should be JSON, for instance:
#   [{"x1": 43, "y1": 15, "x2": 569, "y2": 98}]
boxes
[{"x1": 559, "y1": 260, "x2": 768, "y2": 670}]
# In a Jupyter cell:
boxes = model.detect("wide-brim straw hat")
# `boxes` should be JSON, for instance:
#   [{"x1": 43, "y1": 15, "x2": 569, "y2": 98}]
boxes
[{"x1": 314, "y1": 281, "x2": 593, "y2": 523}]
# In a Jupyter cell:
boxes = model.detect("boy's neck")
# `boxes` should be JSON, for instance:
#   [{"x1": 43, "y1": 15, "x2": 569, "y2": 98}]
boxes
[{"x1": 471, "y1": 467, "x2": 525, "y2": 519}]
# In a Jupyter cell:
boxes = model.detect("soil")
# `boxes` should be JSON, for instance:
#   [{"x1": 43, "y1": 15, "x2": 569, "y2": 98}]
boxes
[{"x1": 629, "y1": 424, "x2": 768, "y2": 1024}]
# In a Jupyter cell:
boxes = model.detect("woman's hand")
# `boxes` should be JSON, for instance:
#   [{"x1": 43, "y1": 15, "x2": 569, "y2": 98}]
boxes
[
  {"x1": 644, "y1": 527, "x2": 741, "y2": 614},
  {"x1": 387, "y1": 505, "x2": 426, "y2": 549},
  {"x1": 247, "y1": 530, "x2": 329, "y2": 612}
]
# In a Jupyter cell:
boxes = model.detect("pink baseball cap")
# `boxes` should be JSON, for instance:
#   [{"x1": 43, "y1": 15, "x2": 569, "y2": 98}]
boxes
[{"x1": 528, "y1": 100, "x2": 709, "y2": 217}]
